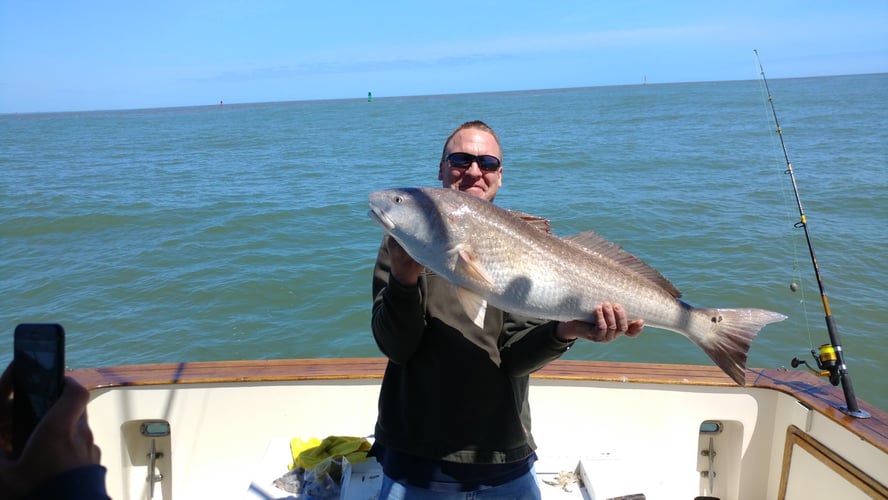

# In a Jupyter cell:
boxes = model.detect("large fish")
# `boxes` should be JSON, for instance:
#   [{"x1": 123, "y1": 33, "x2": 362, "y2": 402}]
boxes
[{"x1": 368, "y1": 187, "x2": 787, "y2": 385}]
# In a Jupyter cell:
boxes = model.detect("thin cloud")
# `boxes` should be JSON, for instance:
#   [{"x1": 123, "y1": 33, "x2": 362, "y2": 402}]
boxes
[{"x1": 195, "y1": 25, "x2": 727, "y2": 84}]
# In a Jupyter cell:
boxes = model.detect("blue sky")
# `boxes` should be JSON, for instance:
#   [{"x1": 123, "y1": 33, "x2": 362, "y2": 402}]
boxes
[{"x1": 1, "y1": 1, "x2": 885, "y2": 113}]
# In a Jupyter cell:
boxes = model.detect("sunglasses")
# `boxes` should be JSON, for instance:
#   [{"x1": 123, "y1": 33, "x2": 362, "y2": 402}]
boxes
[{"x1": 446, "y1": 152, "x2": 502, "y2": 172}]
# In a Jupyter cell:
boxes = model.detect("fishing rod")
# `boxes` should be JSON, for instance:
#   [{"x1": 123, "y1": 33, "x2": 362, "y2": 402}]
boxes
[{"x1": 754, "y1": 50, "x2": 869, "y2": 418}]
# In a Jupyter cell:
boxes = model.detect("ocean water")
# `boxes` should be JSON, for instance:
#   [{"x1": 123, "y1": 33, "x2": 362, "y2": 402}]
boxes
[{"x1": 2, "y1": 74, "x2": 887, "y2": 411}]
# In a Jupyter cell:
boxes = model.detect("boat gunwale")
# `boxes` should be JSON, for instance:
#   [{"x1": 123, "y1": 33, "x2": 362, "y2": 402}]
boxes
[{"x1": 70, "y1": 357, "x2": 888, "y2": 455}]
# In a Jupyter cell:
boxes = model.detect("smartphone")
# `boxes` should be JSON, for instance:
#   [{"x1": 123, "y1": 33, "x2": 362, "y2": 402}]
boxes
[{"x1": 13, "y1": 323, "x2": 65, "y2": 456}]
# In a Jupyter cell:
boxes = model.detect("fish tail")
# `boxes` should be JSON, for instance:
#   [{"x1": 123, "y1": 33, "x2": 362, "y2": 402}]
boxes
[{"x1": 690, "y1": 307, "x2": 787, "y2": 385}]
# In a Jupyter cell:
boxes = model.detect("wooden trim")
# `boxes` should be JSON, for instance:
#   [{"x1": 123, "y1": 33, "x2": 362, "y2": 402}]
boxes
[
  {"x1": 70, "y1": 358, "x2": 388, "y2": 389},
  {"x1": 536, "y1": 359, "x2": 740, "y2": 385},
  {"x1": 69, "y1": 358, "x2": 888, "y2": 455},
  {"x1": 70, "y1": 358, "x2": 739, "y2": 390},
  {"x1": 778, "y1": 425, "x2": 888, "y2": 499},
  {"x1": 751, "y1": 367, "x2": 888, "y2": 455}
]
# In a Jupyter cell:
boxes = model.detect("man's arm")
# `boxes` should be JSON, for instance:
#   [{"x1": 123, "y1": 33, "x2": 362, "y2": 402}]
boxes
[
  {"x1": 499, "y1": 316, "x2": 573, "y2": 377},
  {"x1": 370, "y1": 236, "x2": 427, "y2": 364},
  {"x1": 500, "y1": 303, "x2": 643, "y2": 377}
]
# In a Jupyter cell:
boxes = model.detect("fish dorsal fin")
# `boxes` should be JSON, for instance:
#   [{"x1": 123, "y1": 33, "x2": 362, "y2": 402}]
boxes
[
  {"x1": 455, "y1": 286, "x2": 488, "y2": 328},
  {"x1": 566, "y1": 231, "x2": 682, "y2": 298},
  {"x1": 506, "y1": 209, "x2": 552, "y2": 234}
]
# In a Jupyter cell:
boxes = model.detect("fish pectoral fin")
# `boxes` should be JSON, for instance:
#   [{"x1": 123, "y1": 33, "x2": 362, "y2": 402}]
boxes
[
  {"x1": 455, "y1": 286, "x2": 488, "y2": 328},
  {"x1": 451, "y1": 245, "x2": 491, "y2": 328},
  {"x1": 454, "y1": 245, "x2": 495, "y2": 286}
]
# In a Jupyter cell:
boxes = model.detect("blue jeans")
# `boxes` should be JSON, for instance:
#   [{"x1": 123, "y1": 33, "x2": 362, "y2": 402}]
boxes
[{"x1": 377, "y1": 467, "x2": 541, "y2": 499}]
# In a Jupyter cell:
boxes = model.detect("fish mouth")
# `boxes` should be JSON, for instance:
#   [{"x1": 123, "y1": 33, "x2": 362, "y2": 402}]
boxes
[{"x1": 368, "y1": 206, "x2": 395, "y2": 232}]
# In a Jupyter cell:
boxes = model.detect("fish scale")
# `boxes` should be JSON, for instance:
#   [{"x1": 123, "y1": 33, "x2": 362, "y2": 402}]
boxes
[
  {"x1": 440, "y1": 194, "x2": 679, "y2": 326},
  {"x1": 369, "y1": 187, "x2": 787, "y2": 385}
]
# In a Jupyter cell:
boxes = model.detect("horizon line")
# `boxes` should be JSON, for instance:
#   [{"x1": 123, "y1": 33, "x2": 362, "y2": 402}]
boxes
[{"x1": 2, "y1": 71, "x2": 884, "y2": 116}]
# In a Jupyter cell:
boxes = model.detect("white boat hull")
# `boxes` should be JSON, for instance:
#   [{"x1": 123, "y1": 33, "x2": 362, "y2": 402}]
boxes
[{"x1": 74, "y1": 359, "x2": 888, "y2": 499}]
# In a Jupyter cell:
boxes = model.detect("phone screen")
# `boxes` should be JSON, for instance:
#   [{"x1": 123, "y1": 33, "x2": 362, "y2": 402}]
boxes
[{"x1": 13, "y1": 323, "x2": 65, "y2": 455}]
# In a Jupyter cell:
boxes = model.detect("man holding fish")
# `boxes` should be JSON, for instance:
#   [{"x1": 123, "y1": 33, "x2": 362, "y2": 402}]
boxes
[{"x1": 369, "y1": 120, "x2": 643, "y2": 498}]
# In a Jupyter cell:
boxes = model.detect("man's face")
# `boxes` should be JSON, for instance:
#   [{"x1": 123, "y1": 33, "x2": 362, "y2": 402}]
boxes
[{"x1": 438, "y1": 128, "x2": 502, "y2": 201}]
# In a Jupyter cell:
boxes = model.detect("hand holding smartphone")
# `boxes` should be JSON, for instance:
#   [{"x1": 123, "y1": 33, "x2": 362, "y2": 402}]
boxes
[{"x1": 13, "y1": 323, "x2": 65, "y2": 456}]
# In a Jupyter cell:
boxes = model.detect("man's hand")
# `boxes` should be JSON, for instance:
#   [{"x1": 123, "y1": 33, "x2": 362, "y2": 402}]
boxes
[
  {"x1": 0, "y1": 364, "x2": 102, "y2": 498},
  {"x1": 556, "y1": 302, "x2": 644, "y2": 342},
  {"x1": 386, "y1": 236, "x2": 424, "y2": 286}
]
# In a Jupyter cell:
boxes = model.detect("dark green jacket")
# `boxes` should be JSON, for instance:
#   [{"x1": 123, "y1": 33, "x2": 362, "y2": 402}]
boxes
[{"x1": 371, "y1": 237, "x2": 574, "y2": 464}]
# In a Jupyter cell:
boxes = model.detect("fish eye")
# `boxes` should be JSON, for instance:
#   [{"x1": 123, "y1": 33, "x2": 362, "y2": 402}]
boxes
[{"x1": 393, "y1": 195, "x2": 403, "y2": 204}]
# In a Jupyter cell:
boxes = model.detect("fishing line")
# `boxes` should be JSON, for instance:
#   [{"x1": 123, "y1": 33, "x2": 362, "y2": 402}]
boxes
[
  {"x1": 753, "y1": 64, "x2": 815, "y2": 349},
  {"x1": 754, "y1": 50, "x2": 869, "y2": 418}
]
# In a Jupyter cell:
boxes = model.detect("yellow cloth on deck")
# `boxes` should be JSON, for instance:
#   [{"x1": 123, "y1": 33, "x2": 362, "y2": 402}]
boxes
[
  {"x1": 287, "y1": 437, "x2": 322, "y2": 470},
  {"x1": 289, "y1": 435, "x2": 371, "y2": 470}
]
